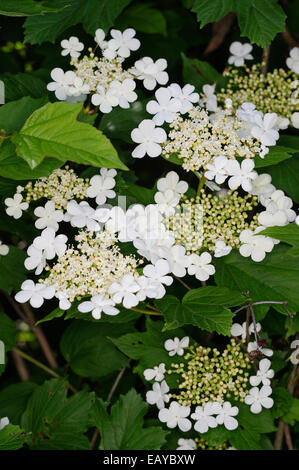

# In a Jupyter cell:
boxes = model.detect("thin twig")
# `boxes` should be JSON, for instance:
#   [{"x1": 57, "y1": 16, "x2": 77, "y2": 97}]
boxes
[
  {"x1": 261, "y1": 45, "x2": 271, "y2": 75},
  {"x1": 131, "y1": 306, "x2": 163, "y2": 316},
  {"x1": 173, "y1": 275, "x2": 191, "y2": 291},
  {"x1": 10, "y1": 349, "x2": 30, "y2": 382},
  {"x1": 284, "y1": 423, "x2": 294, "y2": 450},
  {"x1": 234, "y1": 300, "x2": 287, "y2": 315}
]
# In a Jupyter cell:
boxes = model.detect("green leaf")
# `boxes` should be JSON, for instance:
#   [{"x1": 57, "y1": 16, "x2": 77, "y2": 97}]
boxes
[
  {"x1": 0, "y1": 424, "x2": 27, "y2": 450},
  {"x1": 0, "y1": 382, "x2": 38, "y2": 424},
  {"x1": 0, "y1": 73, "x2": 47, "y2": 102},
  {"x1": 0, "y1": 0, "x2": 66, "y2": 16},
  {"x1": 283, "y1": 397, "x2": 299, "y2": 425},
  {"x1": 0, "y1": 96, "x2": 48, "y2": 133},
  {"x1": 24, "y1": 0, "x2": 132, "y2": 44},
  {"x1": 156, "y1": 287, "x2": 246, "y2": 335},
  {"x1": 229, "y1": 427, "x2": 262, "y2": 450},
  {"x1": 94, "y1": 389, "x2": 168, "y2": 450},
  {"x1": 260, "y1": 223, "x2": 299, "y2": 247},
  {"x1": 191, "y1": 0, "x2": 286, "y2": 48},
  {"x1": 0, "y1": 246, "x2": 27, "y2": 293},
  {"x1": 12, "y1": 102, "x2": 127, "y2": 170},
  {"x1": 254, "y1": 146, "x2": 296, "y2": 168},
  {"x1": 0, "y1": 139, "x2": 62, "y2": 180},
  {"x1": 0, "y1": 312, "x2": 17, "y2": 351},
  {"x1": 265, "y1": 154, "x2": 299, "y2": 203},
  {"x1": 214, "y1": 245, "x2": 299, "y2": 313},
  {"x1": 182, "y1": 53, "x2": 223, "y2": 92},
  {"x1": 116, "y1": 3, "x2": 167, "y2": 36},
  {"x1": 272, "y1": 387, "x2": 294, "y2": 419},
  {"x1": 236, "y1": 402, "x2": 276, "y2": 434},
  {"x1": 60, "y1": 321, "x2": 133, "y2": 378}
]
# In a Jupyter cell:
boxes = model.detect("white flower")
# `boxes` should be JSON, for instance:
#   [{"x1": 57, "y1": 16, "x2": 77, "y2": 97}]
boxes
[
  {"x1": 0, "y1": 241, "x2": 9, "y2": 256},
  {"x1": 94, "y1": 28, "x2": 106, "y2": 47},
  {"x1": 239, "y1": 228, "x2": 274, "y2": 262},
  {"x1": 164, "y1": 336, "x2": 189, "y2": 357},
  {"x1": 214, "y1": 240, "x2": 232, "y2": 258},
  {"x1": 291, "y1": 112, "x2": 299, "y2": 129},
  {"x1": 146, "y1": 380, "x2": 170, "y2": 409},
  {"x1": 0, "y1": 417, "x2": 9, "y2": 430},
  {"x1": 109, "y1": 78, "x2": 137, "y2": 109},
  {"x1": 227, "y1": 159, "x2": 257, "y2": 192},
  {"x1": 5, "y1": 193, "x2": 28, "y2": 219},
  {"x1": 66, "y1": 200, "x2": 101, "y2": 231},
  {"x1": 86, "y1": 168, "x2": 117, "y2": 205},
  {"x1": 248, "y1": 341, "x2": 273, "y2": 357},
  {"x1": 228, "y1": 42, "x2": 253, "y2": 67},
  {"x1": 144, "y1": 363, "x2": 166, "y2": 382},
  {"x1": 162, "y1": 245, "x2": 189, "y2": 277},
  {"x1": 131, "y1": 119, "x2": 166, "y2": 158},
  {"x1": 15, "y1": 280, "x2": 55, "y2": 308},
  {"x1": 131, "y1": 57, "x2": 168, "y2": 90},
  {"x1": 168, "y1": 83, "x2": 199, "y2": 114},
  {"x1": 205, "y1": 156, "x2": 229, "y2": 185},
  {"x1": 33, "y1": 228, "x2": 67, "y2": 260},
  {"x1": 244, "y1": 385, "x2": 274, "y2": 414},
  {"x1": 290, "y1": 340, "x2": 299, "y2": 365},
  {"x1": 251, "y1": 113, "x2": 280, "y2": 146},
  {"x1": 214, "y1": 402, "x2": 239, "y2": 430},
  {"x1": 91, "y1": 85, "x2": 118, "y2": 113},
  {"x1": 157, "y1": 171, "x2": 188, "y2": 194},
  {"x1": 68, "y1": 76, "x2": 89, "y2": 98},
  {"x1": 230, "y1": 321, "x2": 261, "y2": 339},
  {"x1": 250, "y1": 173, "x2": 275, "y2": 198},
  {"x1": 108, "y1": 273, "x2": 140, "y2": 309},
  {"x1": 258, "y1": 190, "x2": 296, "y2": 227},
  {"x1": 187, "y1": 252, "x2": 215, "y2": 281},
  {"x1": 61, "y1": 36, "x2": 84, "y2": 58},
  {"x1": 143, "y1": 259, "x2": 173, "y2": 287},
  {"x1": 55, "y1": 291, "x2": 71, "y2": 311},
  {"x1": 107, "y1": 28, "x2": 140, "y2": 59},
  {"x1": 286, "y1": 47, "x2": 299, "y2": 74},
  {"x1": 250, "y1": 358, "x2": 274, "y2": 387},
  {"x1": 158, "y1": 401, "x2": 191, "y2": 432},
  {"x1": 34, "y1": 201, "x2": 64, "y2": 231},
  {"x1": 191, "y1": 402, "x2": 218, "y2": 433},
  {"x1": 135, "y1": 276, "x2": 161, "y2": 301},
  {"x1": 47, "y1": 68, "x2": 76, "y2": 100},
  {"x1": 176, "y1": 438, "x2": 196, "y2": 450},
  {"x1": 24, "y1": 245, "x2": 46, "y2": 275},
  {"x1": 154, "y1": 189, "x2": 180, "y2": 216},
  {"x1": 200, "y1": 84, "x2": 218, "y2": 112},
  {"x1": 147, "y1": 87, "x2": 181, "y2": 125},
  {"x1": 78, "y1": 294, "x2": 119, "y2": 320}
]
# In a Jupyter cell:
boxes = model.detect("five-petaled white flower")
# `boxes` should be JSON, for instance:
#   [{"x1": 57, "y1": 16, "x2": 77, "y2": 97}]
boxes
[
  {"x1": 239, "y1": 228, "x2": 274, "y2": 262},
  {"x1": 164, "y1": 336, "x2": 189, "y2": 357},
  {"x1": 228, "y1": 42, "x2": 253, "y2": 67},
  {"x1": 248, "y1": 341, "x2": 273, "y2": 358},
  {"x1": 24, "y1": 245, "x2": 46, "y2": 275},
  {"x1": 250, "y1": 358, "x2": 274, "y2": 386},
  {"x1": 61, "y1": 36, "x2": 84, "y2": 58},
  {"x1": 214, "y1": 240, "x2": 232, "y2": 258},
  {"x1": 286, "y1": 47, "x2": 299, "y2": 74},
  {"x1": 200, "y1": 84, "x2": 218, "y2": 112},
  {"x1": 227, "y1": 159, "x2": 257, "y2": 192},
  {"x1": 0, "y1": 241, "x2": 9, "y2": 257},
  {"x1": 146, "y1": 380, "x2": 170, "y2": 409},
  {"x1": 78, "y1": 294, "x2": 119, "y2": 320},
  {"x1": 33, "y1": 228, "x2": 67, "y2": 260},
  {"x1": 251, "y1": 113, "x2": 280, "y2": 146},
  {"x1": 91, "y1": 85, "x2": 118, "y2": 113},
  {"x1": 143, "y1": 259, "x2": 173, "y2": 287},
  {"x1": 15, "y1": 280, "x2": 55, "y2": 308},
  {"x1": 162, "y1": 245, "x2": 189, "y2": 278},
  {"x1": 131, "y1": 119, "x2": 166, "y2": 158},
  {"x1": 291, "y1": 112, "x2": 299, "y2": 129},
  {"x1": 244, "y1": 385, "x2": 274, "y2": 414},
  {"x1": 157, "y1": 171, "x2": 188, "y2": 195},
  {"x1": 106, "y1": 28, "x2": 140, "y2": 59},
  {"x1": 230, "y1": 321, "x2": 261, "y2": 339},
  {"x1": 191, "y1": 402, "x2": 218, "y2": 433},
  {"x1": 87, "y1": 168, "x2": 117, "y2": 205},
  {"x1": 47, "y1": 68, "x2": 76, "y2": 100},
  {"x1": 66, "y1": 200, "x2": 101, "y2": 231},
  {"x1": 55, "y1": 291, "x2": 71, "y2": 311},
  {"x1": 176, "y1": 438, "x2": 196, "y2": 450},
  {"x1": 214, "y1": 402, "x2": 239, "y2": 430},
  {"x1": 131, "y1": 57, "x2": 168, "y2": 90},
  {"x1": 34, "y1": 201, "x2": 64, "y2": 231},
  {"x1": 205, "y1": 156, "x2": 229, "y2": 185},
  {"x1": 158, "y1": 401, "x2": 191, "y2": 432},
  {"x1": 108, "y1": 273, "x2": 140, "y2": 309},
  {"x1": 187, "y1": 252, "x2": 215, "y2": 281},
  {"x1": 168, "y1": 83, "x2": 199, "y2": 114},
  {"x1": 146, "y1": 87, "x2": 181, "y2": 125},
  {"x1": 109, "y1": 79, "x2": 137, "y2": 109},
  {"x1": 250, "y1": 173, "x2": 275, "y2": 198},
  {"x1": 144, "y1": 363, "x2": 166, "y2": 382},
  {"x1": 5, "y1": 193, "x2": 28, "y2": 219}
]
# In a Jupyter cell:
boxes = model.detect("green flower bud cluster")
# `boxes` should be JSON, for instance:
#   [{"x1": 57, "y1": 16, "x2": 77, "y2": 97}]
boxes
[
  {"x1": 167, "y1": 339, "x2": 251, "y2": 407},
  {"x1": 166, "y1": 190, "x2": 259, "y2": 254},
  {"x1": 24, "y1": 167, "x2": 89, "y2": 210},
  {"x1": 218, "y1": 63, "x2": 298, "y2": 121},
  {"x1": 195, "y1": 437, "x2": 231, "y2": 450}
]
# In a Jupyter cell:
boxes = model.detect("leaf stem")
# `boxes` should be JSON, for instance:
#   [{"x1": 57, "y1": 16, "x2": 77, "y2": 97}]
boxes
[{"x1": 130, "y1": 306, "x2": 163, "y2": 316}]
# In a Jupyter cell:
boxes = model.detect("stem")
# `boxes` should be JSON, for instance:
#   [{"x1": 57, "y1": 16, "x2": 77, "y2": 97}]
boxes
[
  {"x1": 245, "y1": 308, "x2": 250, "y2": 344},
  {"x1": 173, "y1": 275, "x2": 191, "y2": 290},
  {"x1": 249, "y1": 304, "x2": 260, "y2": 344},
  {"x1": 197, "y1": 176, "x2": 206, "y2": 196},
  {"x1": 261, "y1": 45, "x2": 271, "y2": 76},
  {"x1": 130, "y1": 306, "x2": 163, "y2": 316},
  {"x1": 10, "y1": 349, "x2": 30, "y2": 382},
  {"x1": 13, "y1": 348, "x2": 77, "y2": 393},
  {"x1": 284, "y1": 423, "x2": 294, "y2": 450},
  {"x1": 234, "y1": 300, "x2": 287, "y2": 315}
]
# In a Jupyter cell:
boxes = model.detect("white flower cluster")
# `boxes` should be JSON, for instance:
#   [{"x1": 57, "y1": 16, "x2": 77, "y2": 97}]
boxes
[{"x1": 47, "y1": 29, "x2": 169, "y2": 113}]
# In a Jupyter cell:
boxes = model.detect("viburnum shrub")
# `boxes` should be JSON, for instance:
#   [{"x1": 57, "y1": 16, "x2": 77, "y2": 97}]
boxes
[{"x1": 0, "y1": 0, "x2": 298, "y2": 453}]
